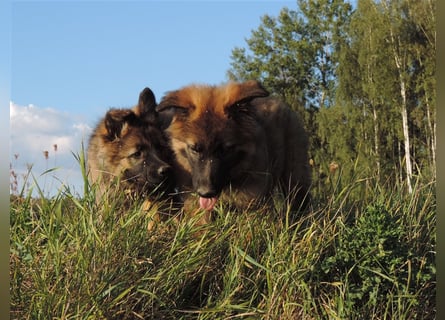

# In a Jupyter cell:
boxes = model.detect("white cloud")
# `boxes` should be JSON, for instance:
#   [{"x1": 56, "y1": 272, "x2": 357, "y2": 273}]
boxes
[{"x1": 10, "y1": 102, "x2": 93, "y2": 197}]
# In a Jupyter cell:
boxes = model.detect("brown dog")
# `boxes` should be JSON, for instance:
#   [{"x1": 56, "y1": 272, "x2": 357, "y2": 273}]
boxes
[
  {"x1": 87, "y1": 87, "x2": 175, "y2": 206},
  {"x1": 156, "y1": 80, "x2": 311, "y2": 216}
]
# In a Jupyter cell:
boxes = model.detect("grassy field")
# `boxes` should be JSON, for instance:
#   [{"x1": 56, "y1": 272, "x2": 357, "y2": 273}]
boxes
[{"x1": 10, "y1": 166, "x2": 435, "y2": 319}]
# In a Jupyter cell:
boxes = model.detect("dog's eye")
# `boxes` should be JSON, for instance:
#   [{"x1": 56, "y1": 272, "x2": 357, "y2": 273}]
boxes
[
  {"x1": 130, "y1": 150, "x2": 143, "y2": 159},
  {"x1": 189, "y1": 144, "x2": 202, "y2": 154}
]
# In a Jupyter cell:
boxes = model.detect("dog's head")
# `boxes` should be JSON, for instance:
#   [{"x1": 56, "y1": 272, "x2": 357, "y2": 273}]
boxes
[
  {"x1": 156, "y1": 80, "x2": 269, "y2": 210},
  {"x1": 101, "y1": 87, "x2": 174, "y2": 197}
]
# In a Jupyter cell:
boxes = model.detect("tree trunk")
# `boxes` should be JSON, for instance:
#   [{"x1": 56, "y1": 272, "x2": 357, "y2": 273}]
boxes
[
  {"x1": 398, "y1": 72, "x2": 413, "y2": 193},
  {"x1": 385, "y1": 2, "x2": 413, "y2": 193},
  {"x1": 425, "y1": 96, "x2": 436, "y2": 177},
  {"x1": 372, "y1": 105, "x2": 380, "y2": 180}
]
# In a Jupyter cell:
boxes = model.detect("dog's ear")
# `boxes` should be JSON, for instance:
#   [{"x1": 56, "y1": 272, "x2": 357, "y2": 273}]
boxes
[
  {"x1": 233, "y1": 80, "x2": 269, "y2": 105},
  {"x1": 104, "y1": 109, "x2": 135, "y2": 141},
  {"x1": 226, "y1": 80, "x2": 269, "y2": 116},
  {"x1": 156, "y1": 92, "x2": 191, "y2": 117},
  {"x1": 135, "y1": 87, "x2": 157, "y2": 119}
]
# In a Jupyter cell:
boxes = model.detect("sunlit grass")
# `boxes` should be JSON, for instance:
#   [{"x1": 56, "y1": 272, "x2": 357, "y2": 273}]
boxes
[{"x1": 10, "y1": 162, "x2": 435, "y2": 319}]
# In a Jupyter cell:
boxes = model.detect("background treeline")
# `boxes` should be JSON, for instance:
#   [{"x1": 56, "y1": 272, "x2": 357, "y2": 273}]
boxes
[{"x1": 228, "y1": 0, "x2": 436, "y2": 195}]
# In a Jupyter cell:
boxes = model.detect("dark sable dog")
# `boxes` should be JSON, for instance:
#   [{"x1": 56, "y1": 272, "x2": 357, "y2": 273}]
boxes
[
  {"x1": 87, "y1": 87, "x2": 174, "y2": 205},
  {"x1": 156, "y1": 80, "x2": 311, "y2": 219}
]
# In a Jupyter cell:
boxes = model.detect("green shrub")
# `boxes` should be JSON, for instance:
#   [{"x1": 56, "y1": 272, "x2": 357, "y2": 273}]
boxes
[{"x1": 320, "y1": 202, "x2": 435, "y2": 318}]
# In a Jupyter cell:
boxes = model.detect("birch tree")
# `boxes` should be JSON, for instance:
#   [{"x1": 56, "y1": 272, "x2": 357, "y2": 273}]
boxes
[{"x1": 228, "y1": 0, "x2": 435, "y2": 189}]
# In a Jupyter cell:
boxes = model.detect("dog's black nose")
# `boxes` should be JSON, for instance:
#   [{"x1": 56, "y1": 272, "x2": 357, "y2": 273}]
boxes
[{"x1": 197, "y1": 188, "x2": 218, "y2": 199}]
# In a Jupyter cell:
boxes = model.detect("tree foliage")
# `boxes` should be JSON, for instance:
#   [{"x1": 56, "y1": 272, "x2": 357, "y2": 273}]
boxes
[{"x1": 228, "y1": 0, "x2": 436, "y2": 191}]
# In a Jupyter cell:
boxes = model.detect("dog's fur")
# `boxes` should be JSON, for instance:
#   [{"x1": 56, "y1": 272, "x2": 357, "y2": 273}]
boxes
[
  {"x1": 87, "y1": 87, "x2": 174, "y2": 203},
  {"x1": 156, "y1": 80, "x2": 311, "y2": 215}
]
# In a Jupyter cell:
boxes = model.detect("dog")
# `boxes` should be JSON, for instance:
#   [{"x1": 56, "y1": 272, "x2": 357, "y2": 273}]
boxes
[
  {"x1": 87, "y1": 87, "x2": 175, "y2": 212},
  {"x1": 156, "y1": 80, "x2": 311, "y2": 217}
]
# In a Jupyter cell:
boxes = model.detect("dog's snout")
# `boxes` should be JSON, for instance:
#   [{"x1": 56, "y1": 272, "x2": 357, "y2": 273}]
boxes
[
  {"x1": 157, "y1": 164, "x2": 171, "y2": 177},
  {"x1": 197, "y1": 187, "x2": 218, "y2": 199}
]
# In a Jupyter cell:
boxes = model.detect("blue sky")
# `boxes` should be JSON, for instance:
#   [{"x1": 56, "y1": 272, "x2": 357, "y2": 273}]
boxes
[
  {"x1": 12, "y1": 1, "x2": 292, "y2": 117},
  {"x1": 10, "y1": 1, "x2": 294, "y2": 196}
]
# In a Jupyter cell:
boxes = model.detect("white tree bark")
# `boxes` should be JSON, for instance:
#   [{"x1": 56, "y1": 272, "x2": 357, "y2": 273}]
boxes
[
  {"x1": 393, "y1": 49, "x2": 413, "y2": 193},
  {"x1": 385, "y1": 3, "x2": 413, "y2": 193}
]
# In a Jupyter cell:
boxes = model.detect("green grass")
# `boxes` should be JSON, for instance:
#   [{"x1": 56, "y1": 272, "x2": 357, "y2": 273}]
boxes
[{"x1": 10, "y1": 168, "x2": 435, "y2": 319}]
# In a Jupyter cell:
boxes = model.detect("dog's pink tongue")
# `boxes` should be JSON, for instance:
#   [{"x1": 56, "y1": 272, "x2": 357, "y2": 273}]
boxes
[{"x1": 199, "y1": 197, "x2": 218, "y2": 211}]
